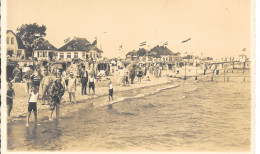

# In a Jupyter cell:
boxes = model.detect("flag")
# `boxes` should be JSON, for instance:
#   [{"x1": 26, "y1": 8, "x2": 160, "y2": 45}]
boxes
[
  {"x1": 139, "y1": 41, "x2": 146, "y2": 46},
  {"x1": 242, "y1": 48, "x2": 246, "y2": 51},
  {"x1": 64, "y1": 37, "x2": 70, "y2": 43},
  {"x1": 92, "y1": 40, "x2": 97, "y2": 46},
  {"x1": 119, "y1": 45, "x2": 123, "y2": 48},
  {"x1": 182, "y1": 38, "x2": 191, "y2": 43}
]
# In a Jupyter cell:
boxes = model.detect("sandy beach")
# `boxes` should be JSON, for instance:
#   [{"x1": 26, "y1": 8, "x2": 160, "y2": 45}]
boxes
[{"x1": 9, "y1": 71, "x2": 177, "y2": 119}]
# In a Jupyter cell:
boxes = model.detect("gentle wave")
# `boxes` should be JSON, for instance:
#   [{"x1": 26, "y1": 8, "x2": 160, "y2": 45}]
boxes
[{"x1": 95, "y1": 84, "x2": 179, "y2": 108}]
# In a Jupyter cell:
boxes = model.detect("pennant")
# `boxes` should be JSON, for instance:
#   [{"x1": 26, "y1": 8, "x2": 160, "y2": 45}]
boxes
[
  {"x1": 139, "y1": 41, "x2": 146, "y2": 46},
  {"x1": 182, "y1": 38, "x2": 191, "y2": 43},
  {"x1": 92, "y1": 40, "x2": 97, "y2": 46},
  {"x1": 242, "y1": 48, "x2": 246, "y2": 51}
]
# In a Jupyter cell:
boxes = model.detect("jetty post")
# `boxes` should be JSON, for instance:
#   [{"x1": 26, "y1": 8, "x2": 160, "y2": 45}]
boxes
[
  {"x1": 224, "y1": 70, "x2": 225, "y2": 82},
  {"x1": 211, "y1": 69, "x2": 214, "y2": 81},
  {"x1": 184, "y1": 61, "x2": 187, "y2": 80}
]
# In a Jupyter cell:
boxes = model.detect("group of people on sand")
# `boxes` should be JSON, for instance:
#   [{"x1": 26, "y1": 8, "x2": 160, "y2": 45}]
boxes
[
  {"x1": 7, "y1": 60, "x2": 114, "y2": 126},
  {"x1": 7, "y1": 67, "x2": 66, "y2": 126},
  {"x1": 117, "y1": 64, "x2": 148, "y2": 86}
]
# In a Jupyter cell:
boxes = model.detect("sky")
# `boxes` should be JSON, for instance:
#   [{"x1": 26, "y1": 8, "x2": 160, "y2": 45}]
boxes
[{"x1": 7, "y1": 0, "x2": 252, "y2": 59}]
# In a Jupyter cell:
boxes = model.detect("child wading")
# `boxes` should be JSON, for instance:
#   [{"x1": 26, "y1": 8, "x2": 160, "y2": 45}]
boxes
[
  {"x1": 108, "y1": 81, "x2": 113, "y2": 102},
  {"x1": 67, "y1": 72, "x2": 77, "y2": 103},
  {"x1": 137, "y1": 68, "x2": 143, "y2": 83},
  {"x1": 26, "y1": 86, "x2": 39, "y2": 126},
  {"x1": 89, "y1": 74, "x2": 95, "y2": 95},
  {"x1": 7, "y1": 82, "x2": 15, "y2": 118},
  {"x1": 125, "y1": 72, "x2": 129, "y2": 86}
]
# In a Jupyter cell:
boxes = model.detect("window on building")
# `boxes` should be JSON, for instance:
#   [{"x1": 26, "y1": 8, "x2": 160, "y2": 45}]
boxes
[
  {"x1": 60, "y1": 53, "x2": 64, "y2": 59},
  {"x1": 43, "y1": 51, "x2": 46, "y2": 57},
  {"x1": 67, "y1": 52, "x2": 71, "y2": 58},
  {"x1": 11, "y1": 37, "x2": 14, "y2": 44},
  {"x1": 40, "y1": 52, "x2": 43, "y2": 57},
  {"x1": 74, "y1": 53, "x2": 78, "y2": 58},
  {"x1": 7, "y1": 50, "x2": 13, "y2": 56},
  {"x1": 82, "y1": 52, "x2": 86, "y2": 59},
  {"x1": 17, "y1": 50, "x2": 22, "y2": 58},
  {"x1": 7, "y1": 37, "x2": 9, "y2": 44}
]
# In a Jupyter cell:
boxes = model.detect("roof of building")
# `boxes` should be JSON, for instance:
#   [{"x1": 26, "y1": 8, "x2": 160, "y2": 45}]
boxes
[
  {"x1": 7, "y1": 30, "x2": 26, "y2": 49},
  {"x1": 148, "y1": 45, "x2": 174, "y2": 58},
  {"x1": 35, "y1": 40, "x2": 57, "y2": 50},
  {"x1": 126, "y1": 51, "x2": 137, "y2": 56},
  {"x1": 126, "y1": 45, "x2": 176, "y2": 58},
  {"x1": 58, "y1": 37, "x2": 103, "y2": 53}
]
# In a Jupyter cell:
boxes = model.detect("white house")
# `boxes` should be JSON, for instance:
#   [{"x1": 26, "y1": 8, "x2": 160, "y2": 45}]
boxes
[
  {"x1": 34, "y1": 39, "x2": 57, "y2": 60},
  {"x1": 57, "y1": 37, "x2": 103, "y2": 60},
  {"x1": 6, "y1": 30, "x2": 26, "y2": 59}
]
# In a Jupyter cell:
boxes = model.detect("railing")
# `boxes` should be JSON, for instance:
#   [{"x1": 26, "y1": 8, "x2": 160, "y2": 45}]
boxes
[{"x1": 172, "y1": 68, "x2": 251, "y2": 82}]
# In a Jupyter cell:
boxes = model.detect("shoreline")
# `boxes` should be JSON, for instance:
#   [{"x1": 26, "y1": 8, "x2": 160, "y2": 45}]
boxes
[
  {"x1": 9, "y1": 76, "x2": 181, "y2": 119},
  {"x1": 9, "y1": 69, "x2": 248, "y2": 120}
]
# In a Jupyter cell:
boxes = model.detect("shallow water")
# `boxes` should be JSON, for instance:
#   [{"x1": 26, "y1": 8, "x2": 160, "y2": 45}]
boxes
[{"x1": 7, "y1": 74, "x2": 251, "y2": 152}]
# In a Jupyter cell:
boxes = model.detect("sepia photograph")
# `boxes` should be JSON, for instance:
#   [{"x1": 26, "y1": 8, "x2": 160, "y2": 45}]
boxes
[{"x1": 1, "y1": 0, "x2": 255, "y2": 153}]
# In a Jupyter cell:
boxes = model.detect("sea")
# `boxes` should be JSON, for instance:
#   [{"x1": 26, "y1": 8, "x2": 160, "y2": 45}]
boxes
[{"x1": 7, "y1": 71, "x2": 251, "y2": 152}]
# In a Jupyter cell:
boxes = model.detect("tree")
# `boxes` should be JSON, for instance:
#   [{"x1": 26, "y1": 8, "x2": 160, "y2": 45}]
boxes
[{"x1": 16, "y1": 23, "x2": 47, "y2": 58}]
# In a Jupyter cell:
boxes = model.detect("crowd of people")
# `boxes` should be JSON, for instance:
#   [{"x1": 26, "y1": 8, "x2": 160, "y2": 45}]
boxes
[
  {"x1": 7, "y1": 59, "x2": 115, "y2": 126},
  {"x1": 7, "y1": 58, "x2": 184, "y2": 126}
]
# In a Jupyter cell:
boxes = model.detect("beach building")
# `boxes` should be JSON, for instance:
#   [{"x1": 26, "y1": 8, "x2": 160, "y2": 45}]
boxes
[
  {"x1": 126, "y1": 50, "x2": 138, "y2": 61},
  {"x1": 57, "y1": 37, "x2": 103, "y2": 60},
  {"x1": 126, "y1": 45, "x2": 182, "y2": 64},
  {"x1": 6, "y1": 30, "x2": 26, "y2": 59},
  {"x1": 33, "y1": 40, "x2": 57, "y2": 60},
  {"x1": 149, "y1": 45, "x2": 175, "y2": 63}
]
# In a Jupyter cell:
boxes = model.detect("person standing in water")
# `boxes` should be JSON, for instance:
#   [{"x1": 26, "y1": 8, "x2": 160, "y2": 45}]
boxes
[
  {"x1": 7, "y1": 82, "x2": 15, "y2": 118},
  {"x1": 125, "y1": 71, "x2": 130, "y2": 86},
  {"x1": 26, "y1": 86, "x2": 39, "y2": 126},
  {"x1": 89, "y1": 74, "x2": 95, "y2": 95},
  {"x1": 48, "y1": 77, "x2": 65, "y2": 121},
  {"x1": 137, "y1": 67, "x2": 143, "y2": 83},
  {"x1": 108, "y1": 81, "x2": 113, "y2": 102}
]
